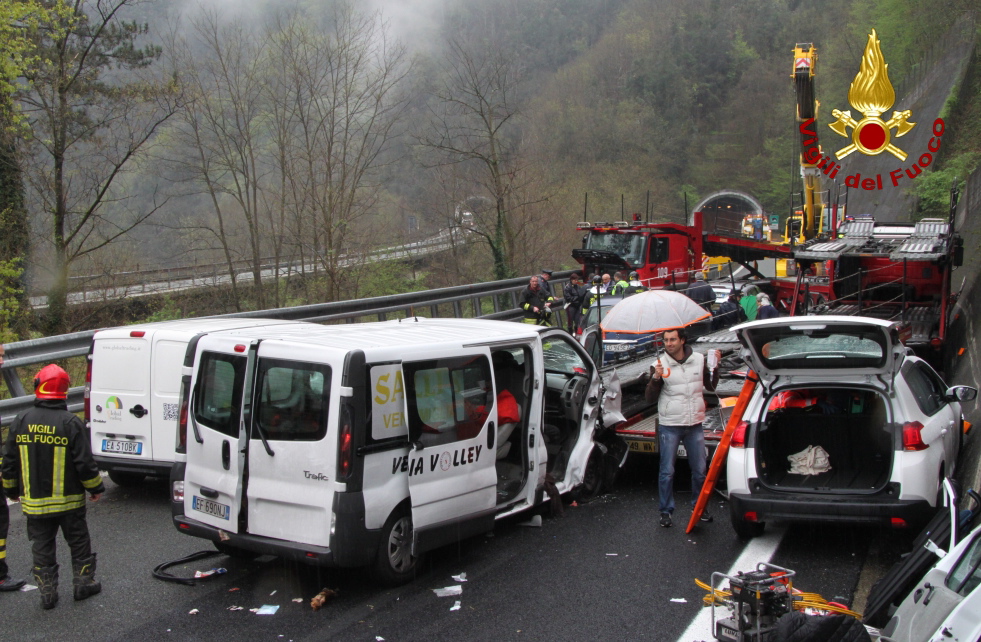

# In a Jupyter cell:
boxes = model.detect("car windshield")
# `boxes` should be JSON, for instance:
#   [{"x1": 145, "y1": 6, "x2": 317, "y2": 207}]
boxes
[
  {"x1": 583, "y1": 304, "x2": 614, "y2": 328},
  {"x1": 585, "y1": 232, "x2": 646, "y2": 266},
  {"x1": 745, "y1": 323, "x2": 888, "y2": 370}
]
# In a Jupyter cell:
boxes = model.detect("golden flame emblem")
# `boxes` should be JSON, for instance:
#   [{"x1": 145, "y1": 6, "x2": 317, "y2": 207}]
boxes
[{"x1": 829, "y1": 30, "x2": 915, "y2": 160}]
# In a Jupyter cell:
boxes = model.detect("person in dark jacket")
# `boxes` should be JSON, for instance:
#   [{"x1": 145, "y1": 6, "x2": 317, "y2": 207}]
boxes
[
  {"x1": 2, "y1": 364, "x2": 105, "y2": 610},
  {"x1": 756, "y1": 293, "x2": 780, "y2": 319},
  {"x1": 539, "y1": 269, "x2": 555, "y2": 298},
  {"x1": 563, "y1": 273, "x2": 587, "y2": 329},
  {"x1": 686, "y1": 272, "x2": 716, "y2": 310},
  {"x1": 712, "y1": 291, "x2": 747, "y2": 330},
  {"x1": 519, "y1": 276, "x2": 554, "y2": 325},
  {"x1": 0, "y1": 345, "x2": 27, "y2": 593}
]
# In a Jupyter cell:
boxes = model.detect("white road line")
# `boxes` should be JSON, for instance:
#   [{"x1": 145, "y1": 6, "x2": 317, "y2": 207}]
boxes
[{"x1": 676, "y1": 525, "x2": 788, "y2": 642}]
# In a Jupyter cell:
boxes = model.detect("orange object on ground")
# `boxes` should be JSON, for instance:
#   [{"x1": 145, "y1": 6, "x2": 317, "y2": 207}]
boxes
[{"x1": 686, "y1": 371, "x2": 759, "y2": 533}]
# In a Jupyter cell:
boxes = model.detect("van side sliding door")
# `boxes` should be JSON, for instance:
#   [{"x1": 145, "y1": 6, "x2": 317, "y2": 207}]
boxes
[{"x1": 402, "y1": 349, "x2": 498, "y2": 556}]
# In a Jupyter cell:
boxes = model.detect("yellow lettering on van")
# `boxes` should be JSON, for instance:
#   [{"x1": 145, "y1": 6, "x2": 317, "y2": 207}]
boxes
[
  {"x1": 383, "y1": 412, "x2": 404, "y2": 430},
  {"x1": 374, "y1": 373, "x2": 391, "y2": 404},
  {"x1": 392, "y1": 370, "x2": 404, "y2": 399}
]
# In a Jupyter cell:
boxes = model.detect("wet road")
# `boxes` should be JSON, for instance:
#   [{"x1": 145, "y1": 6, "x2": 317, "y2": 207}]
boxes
[{"x1": 1, "y1": 458, "x2": 899, "y2": 641}]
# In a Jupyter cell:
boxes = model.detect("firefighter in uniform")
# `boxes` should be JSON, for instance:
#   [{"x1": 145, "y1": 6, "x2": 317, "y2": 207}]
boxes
[
  {"x1": 519, "y1": 275, "x2": 554, "y2": 325},
  {"x1": 0, "y1": 347, "x2": 26, "y2": 593},
  {"x1": 2, "y1": 364, "x2": 105, "y2": 609}
]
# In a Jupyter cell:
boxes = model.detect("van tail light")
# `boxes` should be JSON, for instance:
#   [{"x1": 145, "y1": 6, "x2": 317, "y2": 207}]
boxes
[
  {"x1": 902, "y1": 421, "x2": 928, "y2": 451},
  {"x1": 84, "y1": 355, "x2": 93, "y2": 423},
  {"x1": 337, "y1": 404, "x2": 354, "y2": 481},
  {"x1": 730, "y1": 421, "x2": 749, "y2": 448},
  {"x1": 890, "y1": 517, "x2": 908, "y2": 529},
  {"x1": 176, "y1": 375, "x2": 191, "y2": 454},
  {"x1": 744, "y1": 511, "x2": 760, "y2": 522}
]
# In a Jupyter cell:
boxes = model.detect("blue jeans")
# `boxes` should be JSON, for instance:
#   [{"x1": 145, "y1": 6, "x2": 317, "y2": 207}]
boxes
[{"x1": 658, "y1": 424, "x2": 708, "y2": 515}]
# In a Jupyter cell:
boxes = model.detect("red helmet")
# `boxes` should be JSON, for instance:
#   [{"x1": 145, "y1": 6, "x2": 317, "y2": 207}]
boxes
[{"x1": 35, "y1": 364, "x2": 70, "y2": 400}]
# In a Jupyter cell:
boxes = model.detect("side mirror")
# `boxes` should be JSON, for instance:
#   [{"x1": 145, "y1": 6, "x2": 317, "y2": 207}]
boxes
[{"x1": 946, "y1": 386, "x2": 978, "y2": 403}]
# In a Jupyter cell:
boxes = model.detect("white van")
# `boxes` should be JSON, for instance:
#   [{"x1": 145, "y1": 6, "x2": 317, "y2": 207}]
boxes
[
  {"x1": 170, "y1": 317, "x2": 619, "y2": 585},
  {"x1": 87, "y1": 318, "x2": 305, "y2": 485}
]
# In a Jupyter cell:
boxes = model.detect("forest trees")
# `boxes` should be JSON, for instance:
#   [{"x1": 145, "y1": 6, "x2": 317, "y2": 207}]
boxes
[
  {"x1": 168, "y1": 4, "x2": 409, "y2": 308},
  {"x1": 422, "y1": 38, "x2": 536, "y2": 282},
  {"x1": 18, "y1": 0, "x2": 182, "y2": 333}
]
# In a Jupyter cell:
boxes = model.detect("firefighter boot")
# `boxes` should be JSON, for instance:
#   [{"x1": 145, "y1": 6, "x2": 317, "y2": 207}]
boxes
[
  {"x1": 32, "y1": 565, "x2": 59, "y2": 610},
  {"x1": 72, "y1": 554, "x2": 101, "y2": 601}
]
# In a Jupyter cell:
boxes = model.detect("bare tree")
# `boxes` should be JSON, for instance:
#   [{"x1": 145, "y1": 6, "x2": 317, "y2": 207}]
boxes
[
  {"x1": 19, "y1": 0, "x2": 182, "y2": 333},
  {"x1": 421, "y1": 38, "x2": 543, "y2": 282}
]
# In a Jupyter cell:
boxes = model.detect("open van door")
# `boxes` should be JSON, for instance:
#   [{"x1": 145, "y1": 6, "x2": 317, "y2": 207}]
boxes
[
  {"x1": 401, "y1": 348, "x2": 498, "y2": 556},
  {"x1": 182, "y1": 336, "x2": 253, "y2": 532}
]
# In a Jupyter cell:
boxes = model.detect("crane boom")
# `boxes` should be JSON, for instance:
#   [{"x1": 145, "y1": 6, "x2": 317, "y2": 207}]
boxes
[{"x1": 792, "y1": 43, "x2": 823, "y2": 242}]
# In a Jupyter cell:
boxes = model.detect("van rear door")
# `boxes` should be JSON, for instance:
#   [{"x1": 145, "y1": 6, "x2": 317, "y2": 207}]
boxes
[
  {"x1": 182, "y1": 337, "x2": 251, "y2": 531},
  {"x1": 401, "y1": 348, "x2": 497, "y2": 555},
  {"x1": 243, "y1": 343, "x2": 338, "y2": 547},
  {"x1": 89, "y1": 331, "x2": 154, "y2": 462}
]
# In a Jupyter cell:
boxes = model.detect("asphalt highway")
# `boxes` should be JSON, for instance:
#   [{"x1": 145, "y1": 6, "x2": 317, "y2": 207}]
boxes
[{"x1": 0, "y1": 456, "x2": 903, "y2": 642}]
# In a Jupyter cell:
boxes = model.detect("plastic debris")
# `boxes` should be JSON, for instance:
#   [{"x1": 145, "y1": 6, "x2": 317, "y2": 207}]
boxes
[
  {"x1": 570, "y1": 501, "x2": 579, "y2": 507},
  {"x1": 450, "y1": 600, "x2": 461, "y2": 611},
  {"x1": 227, "y1": 606, "x2": 244, "y2": 611},
  {"x1": 311, "y1": 588, "x2": 338, "y2": 611},
  {"x1": 193, "y1": 567, "x2": 227, "y2": 579},
  {"x1": 188, "y1": 609, "x2": 199, "y2": 615},
  {"x1": 376, "y1": 637, "x2": 385, "y2": 641},
  {"x1": 229, "y1": 588, "x2": 240, "y2": 592},
  {"x1": 19, "y1": 584, "x2": 37, "y2": 592},
  {"x1": 270, "y1": 590, "x2": 277, "y2": 596},
  {"x1": 670, "y1": 598, "x2": 687, "y2": 603},
  {"x1": 451, "y1": 573, "x2": 467, "y2": 582},
  {"x1": 606, "y1": 553, "x2": 618, "y2": 556},
  {"x1": 432, "y1": 585, "x2": 463, "y2": 598},
  {"x1": 292, "y1": 598, "x2": 303, "y2": 603},
  {"x1": 518, "y1": 514, "x2": 542, "y2": 527},
  {"x1": 255, "y1": 605, "x2": 280, "y2": 615}
]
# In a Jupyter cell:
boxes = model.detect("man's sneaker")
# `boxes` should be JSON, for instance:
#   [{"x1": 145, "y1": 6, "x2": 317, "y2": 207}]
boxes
[
  {"x1": 0, "y1": 575, "x2": 27, "y2": 592},
  {"x1": 699, "y1": 511, "x2": 714, "y2": 523},
  {"x1": 659, "y1": 512, "x2": 672, "y2": 528}
]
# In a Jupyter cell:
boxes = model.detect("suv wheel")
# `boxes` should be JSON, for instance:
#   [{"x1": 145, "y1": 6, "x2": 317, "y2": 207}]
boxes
[{"x1": 730, "y1": 503, "x2": 765, "y2": 539}]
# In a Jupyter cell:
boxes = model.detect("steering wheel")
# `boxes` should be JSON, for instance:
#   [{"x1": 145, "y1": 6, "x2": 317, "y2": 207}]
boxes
[{"x1": 561, "y1": 375, "x2": 588, "y2": 422}]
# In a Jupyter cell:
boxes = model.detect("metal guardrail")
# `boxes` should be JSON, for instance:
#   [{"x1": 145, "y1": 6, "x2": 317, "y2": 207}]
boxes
[{"x1": 1, "y1": 271, "x2": 574, "y2": 426}]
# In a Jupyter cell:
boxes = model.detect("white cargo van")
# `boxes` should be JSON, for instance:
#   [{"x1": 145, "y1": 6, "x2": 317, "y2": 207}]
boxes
[
  {"x1": 87, "y1": 318, "x2": 306, "y2": 485},
  {"x1": 170, "y1": 317, "x2": 621, "y2": 585}
]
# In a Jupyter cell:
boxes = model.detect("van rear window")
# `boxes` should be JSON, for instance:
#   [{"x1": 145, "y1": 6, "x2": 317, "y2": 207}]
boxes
[
  {"x1": 194, "y1": 352, "x2": 246, "y2": 437},
  {"x1": 254, "y1": 360, "x2": 331, "y2": 441}
]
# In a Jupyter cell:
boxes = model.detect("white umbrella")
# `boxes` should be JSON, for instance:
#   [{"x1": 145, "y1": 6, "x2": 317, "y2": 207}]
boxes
[{"x1": 599, "y1": 289, "x2": 711, "y2": 335}]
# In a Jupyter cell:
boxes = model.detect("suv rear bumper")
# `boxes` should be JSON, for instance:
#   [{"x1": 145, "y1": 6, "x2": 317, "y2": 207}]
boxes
[{"x1": 730, "y1": 486, "x2": 934, "y2": 528}]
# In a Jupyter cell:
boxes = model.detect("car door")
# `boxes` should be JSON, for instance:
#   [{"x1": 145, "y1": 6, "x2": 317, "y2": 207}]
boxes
[
  {"x1": 244, "y1": 342, "x2": 339, "y2": 547},
  {"x1": 89, "y1": 330, "x2": 153, "y2": 461},
  {"x1": 901, "y1": 359, "x2": 961, "y2": 472},
  {"x1": 401, "y1": 347, "x2": 498, "y2": 555},
  {"x1": 182, "y1": 337, "x2": 251, "y2": 532}
]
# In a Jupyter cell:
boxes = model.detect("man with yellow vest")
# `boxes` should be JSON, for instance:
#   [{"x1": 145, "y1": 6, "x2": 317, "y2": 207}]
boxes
[{"x1": 2, "y1": 364, "x2": 105, "y2": 609}]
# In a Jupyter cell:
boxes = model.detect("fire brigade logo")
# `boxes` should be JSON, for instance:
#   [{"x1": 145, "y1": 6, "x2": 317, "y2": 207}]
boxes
[{"x1": 828, "y1": 30, "x2": 915, "y2": 160}]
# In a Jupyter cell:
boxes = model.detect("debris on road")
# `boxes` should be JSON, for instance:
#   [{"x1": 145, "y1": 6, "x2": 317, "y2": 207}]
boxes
[
  {"x1": 311, "y1": 588, "x2": 338, "y2": 611},
  {"x1": 255, "y1": 605, "x2": 280, "y2": 615},
  {"x1": 292, "y1": 598, "x2": 303, "y2": 603},
  {"x1": 227, "y1": 606, "x2": 244, "y2": 611},
  {"x1": 188, "y1": 608, "x2": 199, "y2": 615},
  {"x1": 450, "y1": 601, "x2": 461, "y2": 611},
  {"x1": 518, "y1": 514, "x2": 542, "y2": 527},
  {"x1": 19, "y1": 584, "x2": 37, "y2": 592},
  {"x1": 193, "y1": 567, "x2": 227, "y2": 579},
  {"x1": 451, "y1": 573, "x2": 467, "y2": 582},
  {"x1": 670, "y1": 598, "x2": 687, "y2": 603},
  {"x1": 432, "y1": 585, "x2": 463, "y2": 598}
]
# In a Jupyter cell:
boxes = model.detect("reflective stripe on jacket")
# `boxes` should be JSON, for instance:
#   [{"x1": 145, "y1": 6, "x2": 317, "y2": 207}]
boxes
[{"x1": 2, "y1": 400, "x2": 105, "y2": 516}]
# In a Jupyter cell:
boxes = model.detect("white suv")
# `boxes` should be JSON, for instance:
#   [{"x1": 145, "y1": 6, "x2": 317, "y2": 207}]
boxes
[{"x1": 726, "y1": 316, "x2": 976, "y2": 538}]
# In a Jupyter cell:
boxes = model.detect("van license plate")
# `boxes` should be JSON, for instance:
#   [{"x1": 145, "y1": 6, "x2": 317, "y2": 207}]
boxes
[
  {"x1": 192, "y1": 496, "x2": 230, "y2": 520},
  {"x1": 102, "y1": 439, "x2": 142, "y2": 455}
]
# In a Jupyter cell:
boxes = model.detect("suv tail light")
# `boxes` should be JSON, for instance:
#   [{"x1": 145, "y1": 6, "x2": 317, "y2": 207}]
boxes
[
  {"x1": 902, "y1": 421, "x2": 928, "y2": 451},
  {"x1": 730, "y1": 421, "x2": 749, "y2": 448},
  {"x1": 84, "y1": 355, "x2": 93, "y2": 423},
  {"x1": 176, "y1": 375, "x2": 191, "y2": 454}
]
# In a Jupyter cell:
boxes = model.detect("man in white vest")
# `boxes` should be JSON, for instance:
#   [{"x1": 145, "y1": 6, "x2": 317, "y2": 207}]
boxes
[{"x1": 644, "y1": 328, "x2": 720, "y2": 528}]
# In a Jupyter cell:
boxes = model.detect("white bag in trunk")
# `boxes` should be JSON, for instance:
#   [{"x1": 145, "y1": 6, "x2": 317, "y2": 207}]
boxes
[{"x1": 787, "y1": 445, "x2": 831, "y2": 475}]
